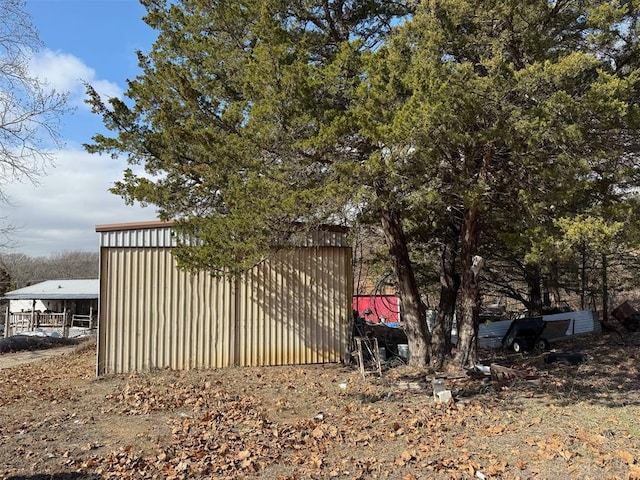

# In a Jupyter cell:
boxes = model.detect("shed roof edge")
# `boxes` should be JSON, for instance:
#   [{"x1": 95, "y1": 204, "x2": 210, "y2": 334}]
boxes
[
  {"x1": 95, "y1": 220, "x2": 174, "y2": 232},
  {"x1": 96, "y1": 220, "x2": 349, "y2": 234}
]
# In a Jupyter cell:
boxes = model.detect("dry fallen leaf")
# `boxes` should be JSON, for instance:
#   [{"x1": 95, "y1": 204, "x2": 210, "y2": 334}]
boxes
[
  {"x1": 485, "y1": 460, "x2": 508, "y2": 475},
  {"x1": 400, "y1": 450, "x2": 414, "y2": 464},
  {"x1": 236, "y1": 450, "x2": 251, "y2": 461},
  {"x1": 617, "y1": 450, "x2": 636, "y2": 465},
  {"x1": 559, "y1": 449, "x2": 573, "y2": 461},
  {"x1": 488, "y1": 425, "x2": 506, "y2": 435},
  {"x1": 629, "y1": 466, "x2": 640, "y2": 480}
]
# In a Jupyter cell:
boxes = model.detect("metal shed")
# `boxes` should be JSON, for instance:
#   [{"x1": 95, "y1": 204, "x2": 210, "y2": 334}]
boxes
[{"x1": 95, "y1": 221, "x2": 352, "y2": 375}]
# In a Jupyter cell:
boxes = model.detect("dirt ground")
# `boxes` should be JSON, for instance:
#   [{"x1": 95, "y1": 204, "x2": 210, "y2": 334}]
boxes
[
  {"x1": 1, "y1": 332, "x2": 640, "y2": 480},
  {"x1": 0, "y1": 345, "x2": 80, "y2": 370}
]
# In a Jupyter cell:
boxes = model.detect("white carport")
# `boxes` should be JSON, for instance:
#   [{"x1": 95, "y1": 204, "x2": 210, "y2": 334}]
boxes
[{"x1": 2, "y1": 279, "x2": 99, "y2": 337}]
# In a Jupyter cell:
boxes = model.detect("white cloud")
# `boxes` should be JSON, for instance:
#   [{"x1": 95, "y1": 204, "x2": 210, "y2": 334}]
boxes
[
  {"x1": 28, "y1": 49, "x2": 122, "y2": 108},
  {"x1": 2, "y1": 148, "x2": 154, "y2": 257},
  {"x1": 2, "y1": 49, "x2": 154, "y2": 257},
  {"x1": 89, "y1": 79, "x2": 122, "y2": 103}
]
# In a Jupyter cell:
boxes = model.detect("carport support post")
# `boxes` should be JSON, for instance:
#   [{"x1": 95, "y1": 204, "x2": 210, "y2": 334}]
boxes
[
  {"x1": 63, "y1": 303, "x2": 69, "y2": 338},
  {"x1": 30, "y1": 300, "x2": 36, "y2": 331},
  {"x1": 4, "y1": 305, "x2": 9, "y2": 338}
]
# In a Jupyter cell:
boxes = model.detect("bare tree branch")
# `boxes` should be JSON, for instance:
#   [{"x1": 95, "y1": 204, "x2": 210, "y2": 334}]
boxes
[{"x1": 0, "y1": 0, "x2": 71, "y2": 245}]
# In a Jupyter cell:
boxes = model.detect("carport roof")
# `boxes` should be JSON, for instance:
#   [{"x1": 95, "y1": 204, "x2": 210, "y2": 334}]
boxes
[{"x1": 2, "y1": 279, "x2": 99, "y2": 300}]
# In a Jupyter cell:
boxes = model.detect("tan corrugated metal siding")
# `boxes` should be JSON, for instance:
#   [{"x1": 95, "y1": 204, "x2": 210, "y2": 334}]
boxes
[
  {"x1": 98, "y1": 242, "x2": 351, "y2": 375},
  {"x1": 237, "y1": 247, "x2": 350, "y2": 367},
  {"x1": 98, "y1": 247, "x2": 236, "y2": 374}
]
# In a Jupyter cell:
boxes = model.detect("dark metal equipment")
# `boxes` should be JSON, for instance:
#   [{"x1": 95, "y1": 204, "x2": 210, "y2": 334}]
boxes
[{"x1": 501, "y1": 316, "x2": 549, "y2": 353}]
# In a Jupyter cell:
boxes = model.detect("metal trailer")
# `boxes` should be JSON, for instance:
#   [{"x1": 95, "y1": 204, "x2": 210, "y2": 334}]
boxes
[{"x1": 501, "y1": 316, "x2": 548, "y2": 353}]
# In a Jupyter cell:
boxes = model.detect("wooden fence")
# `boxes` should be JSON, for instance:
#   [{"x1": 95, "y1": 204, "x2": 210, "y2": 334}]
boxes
[{"x1": 3, "y1": 311, "x2": 97, "y2": 338}]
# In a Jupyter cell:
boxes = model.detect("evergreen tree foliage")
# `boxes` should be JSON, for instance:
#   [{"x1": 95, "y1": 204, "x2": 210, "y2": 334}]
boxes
[{"x1": 86, "y1": 0, "x2": 411, "y2": 273}]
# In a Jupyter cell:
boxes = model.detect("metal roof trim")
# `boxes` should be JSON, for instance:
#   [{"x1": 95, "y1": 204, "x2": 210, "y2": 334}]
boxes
[
  {"x1": 4, "y1": 293, "x2": 99, "y2": 300},
  {"x1": 95, "y1": 220, "x2": 174, "y2": 232},
  {"x1": 95, "y1": 220, "x2": 349, "y2": 234}
]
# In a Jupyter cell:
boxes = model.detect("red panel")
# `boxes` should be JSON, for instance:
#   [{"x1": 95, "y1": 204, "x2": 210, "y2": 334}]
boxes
[{"x1": 353, "y1": 295, "x2": 400, "y2": 324}]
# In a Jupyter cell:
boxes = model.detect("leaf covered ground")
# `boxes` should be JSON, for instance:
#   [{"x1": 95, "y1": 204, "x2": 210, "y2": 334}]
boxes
[{"x1": 1, "y1": 332, "x2": 640, "y2": 480}]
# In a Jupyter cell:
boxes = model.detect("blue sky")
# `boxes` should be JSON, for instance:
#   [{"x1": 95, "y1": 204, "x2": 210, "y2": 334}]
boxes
[{"x1": 3, "y1": 0, "x2": 158, "y2": 256}]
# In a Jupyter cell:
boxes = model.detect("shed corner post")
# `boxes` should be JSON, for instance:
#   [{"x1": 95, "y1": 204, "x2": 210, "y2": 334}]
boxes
[
  {"x1": 233, "y1": 273, "x2": 241, "y2": 367},
  {"x1": 344, "y1": 245, "x2": 354, "y2": 364},
  {"x1": 96, "y1": 246, "x2": 109, "y2": 377}
]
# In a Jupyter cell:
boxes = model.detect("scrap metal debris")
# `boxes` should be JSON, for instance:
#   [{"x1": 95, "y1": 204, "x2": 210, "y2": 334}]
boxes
[{"x1": 544, "y1": 352, "x2": 588, "y2": 365}]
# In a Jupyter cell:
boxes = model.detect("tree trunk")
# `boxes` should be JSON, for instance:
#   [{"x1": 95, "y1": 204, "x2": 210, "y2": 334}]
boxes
[
  {"x1": 525, "y1": 264, "x2": 543, "y2": 316},
  {"x1": 453, "y1": 203, "x2": 482, "y2": 367},
  {"x1": 431, "y1": 215, "x2": 461, "y2": 369},
  {"x1": 549, "y1": 261, "x2": 562, "y2": 306},
  {"x1": 602, "y1": 252, "x2": 608, "y2": 323},
  {"x1": 380, "y1": 208, "x2": 430, "y2": 367},
  {"x1": 581, "y1": 240, "x2": 587, "y2": 310}
]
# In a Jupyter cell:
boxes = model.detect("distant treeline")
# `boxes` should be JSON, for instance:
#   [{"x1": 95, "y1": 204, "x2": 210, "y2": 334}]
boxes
[{"x1": 0, "y1": 251, "x2": 99, "y2": 294}]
